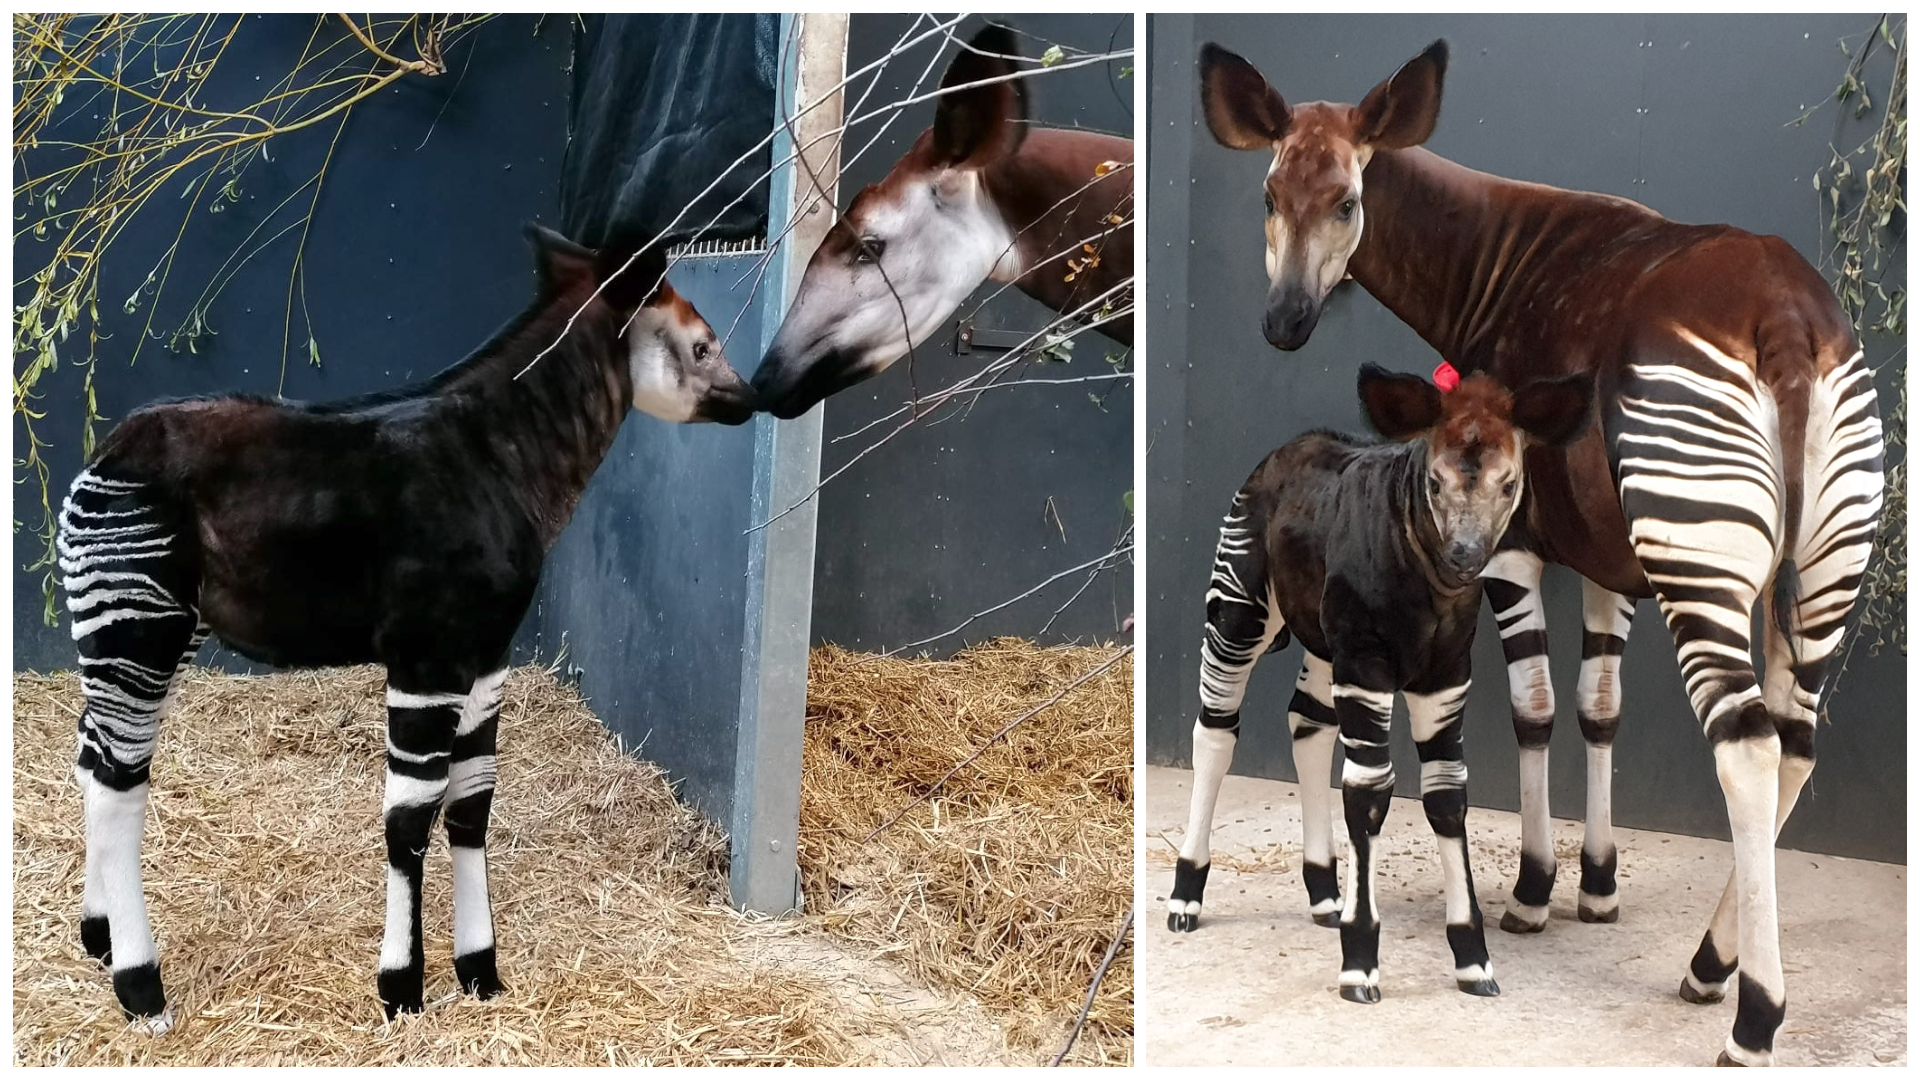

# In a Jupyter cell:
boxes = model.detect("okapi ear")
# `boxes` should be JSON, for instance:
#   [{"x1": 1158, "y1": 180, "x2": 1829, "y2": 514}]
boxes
[
  {"x1": 1511, "y1": 370, "x2": 1595, "y2": 448},
  {"x1": 1354, "y1": 39, "x2": 1447, "y2": 150},
  {"x1": 931, "y1": 24, "x2": 1029, "y2": 169},
  {"x1": 1199, "y1": 43, "x2": 1290, "y2": 150},
  {"x1": 1358, "y1": 362, "x2": 1443, "y2": 440},
  {"x1": 525, "y1": 222, "x2": 596, "y2": 294},
  {"x1": 594, "y1": 237, "x2": 671, "y2": 313}
]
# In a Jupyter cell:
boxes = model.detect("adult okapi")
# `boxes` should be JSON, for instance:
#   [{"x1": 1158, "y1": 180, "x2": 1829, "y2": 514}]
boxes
[
  {"x1": 1196, "y1": 40, "x2": 1885, "y2": 1066},
  {"x1": 751, "y1": 24, "x2": 1132, "y2": 418},
  {"x1": 59, "y1": 224, "x2": 752, "y2": 1030}
]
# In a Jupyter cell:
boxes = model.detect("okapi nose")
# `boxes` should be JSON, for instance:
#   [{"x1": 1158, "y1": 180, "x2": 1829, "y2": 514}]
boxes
[
  {"x1": 1447, "y1": 540, "x2": 1487, "y2": 574},
  {"x1": 1262, "y1": 293, "x2": 1319, "y2": 351}
]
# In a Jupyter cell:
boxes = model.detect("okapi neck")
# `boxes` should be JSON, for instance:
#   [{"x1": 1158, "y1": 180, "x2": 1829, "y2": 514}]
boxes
[
  {"x1": 981, "y1": 127, "x2": 1133, "y2": 314},
  {"x1": 1347, "y1": 147, "x2": 1665, "y2": 370},
  {"x1": 443, "y1": 292, "x2": 634, "y2": 548}
]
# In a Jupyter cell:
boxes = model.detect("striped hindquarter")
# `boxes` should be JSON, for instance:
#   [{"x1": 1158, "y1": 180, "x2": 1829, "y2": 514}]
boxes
[
  {"x1": 60, "y1": 469, "x2": 205, "y2": 1030},
  {"x1": 1615, "y1": 335, "x2": 1884, "y2": 1066}
]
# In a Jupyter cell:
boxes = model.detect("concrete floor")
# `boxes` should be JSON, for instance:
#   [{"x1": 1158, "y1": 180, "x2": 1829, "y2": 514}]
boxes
[{"x1": 1139, "y1": 766, "x2": 1906, "y2": 1067}]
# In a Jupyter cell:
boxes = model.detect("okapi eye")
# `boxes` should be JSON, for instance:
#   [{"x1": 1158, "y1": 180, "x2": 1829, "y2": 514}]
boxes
[
  {"x1": 1263, "y1": 192, "x2": 1275, "y2": 215},
  {"x1": 1338, "y1": 198, "x2": 1357, "y2": 220},
  {"x1": 856, "y1": 237, "x2": 885, "y2": 264},
  {"x1": 1502, "y1": 480, "x2": 1516, "y2": 497},
  {"x1": 1428, "y1": 477, "x2": 1442, "y2": 497},
  {"x1": 694, "y1": 341, "x2": 711, "y2": 361}
]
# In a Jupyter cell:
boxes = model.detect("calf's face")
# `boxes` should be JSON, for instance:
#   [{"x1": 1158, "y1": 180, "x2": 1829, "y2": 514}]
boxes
[{"x1": 1359, "y1": 364, "x2": 1595, "y2": 580}]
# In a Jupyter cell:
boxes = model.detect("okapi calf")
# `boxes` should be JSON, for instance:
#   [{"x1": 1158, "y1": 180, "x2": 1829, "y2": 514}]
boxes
[
  {"x1": 58, "y1": 224, "x2": 752, "y2": 1029},
  {"x1": 1168, "y1": 364, "x2": 1592, "y2": 1004}
]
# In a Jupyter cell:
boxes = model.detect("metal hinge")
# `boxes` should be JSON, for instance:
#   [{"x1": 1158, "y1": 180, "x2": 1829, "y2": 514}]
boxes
[{"x1": 954, "y1": 318, "x2": 1038, "y2": 355}]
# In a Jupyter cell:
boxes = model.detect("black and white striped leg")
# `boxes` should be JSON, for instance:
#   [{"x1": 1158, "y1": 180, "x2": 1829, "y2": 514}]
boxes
[
  {"x1": 1482, "y1": 550, "x2": 1556, "y2": 934},
  {"x1": 378, "y1": 671, "x2": 465, "y2": 1019},
  {"x1": 1618, "y1": 338, "x2": 1808, "y2": 1066},
  {"x1": 1407, "y1": 682, "x2": 1497, "y2": 996},
  {"x1": 62, "y1": 470, "x2": 202, "y2": 1032},
  {"x1": 1170, "y1": 496, "x2": 1278, "y2": 933},
  {"x1": 1335, "y1": 678, "x2": 1395, "y2": 1004},
  {"x1": 1576, "y1": 579, "x2": 1634, "y2": 924},
  {"x1": 445, "y1": 668, "x2": 507, "y2": 998},
  {"x1": 1288, "y1": 651, "x2": 1342, "y2": 927}
]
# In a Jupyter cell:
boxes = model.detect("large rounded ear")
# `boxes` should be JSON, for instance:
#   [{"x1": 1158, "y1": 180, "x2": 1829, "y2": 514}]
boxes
[
  {"x1": 1510, "y1": 370, "x2": 1595, "y2": 447},
  {"x1": 1353, "y1": 39, "x2": 1447, "y2": 150},
  {"x1": 931, "y1": 24, "x2": 1029, "y2": 169},
  {"x1": 1198, "y1": 43, "x2": 1290, "y2": 150},
  {"x1": 525, "y1": 222, "x2": 596, "y2": 294},
  {"x1": 1358, "y1": 362, "x2": 1443, "y2": 440}
]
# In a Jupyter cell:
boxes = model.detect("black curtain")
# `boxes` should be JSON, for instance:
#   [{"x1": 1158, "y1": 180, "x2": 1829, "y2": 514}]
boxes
[{"x1": 561, "y1": 14, "x2": 777, "y2": 248}]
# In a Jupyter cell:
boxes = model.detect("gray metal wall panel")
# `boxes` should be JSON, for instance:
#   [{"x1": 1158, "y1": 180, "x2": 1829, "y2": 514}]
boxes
[
  {"x1": 807, "y1": 13, "x2": 1136, "y2": 655},
  {"x1": 1145, "y1": 14, "x2": 1905, "y2": 862}
]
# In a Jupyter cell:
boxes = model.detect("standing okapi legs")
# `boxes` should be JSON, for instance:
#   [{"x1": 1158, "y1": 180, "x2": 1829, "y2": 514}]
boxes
[
  {"x1": 1405, "y1": 680, "x2": 1497, "y2": 996},
  {"x1": 446, "y1": 667, "x2": 508, "y2": 998},
  {"x1": 1332, "y1": 672, "x2": 1395, "y2": 1003},
  {"x1": 1289, "y1": 653, "x2": 1342, "y2": 926},
  {"x1": 1169, "y1": 495, "x2": 1282, "y2": 931},
  {"x1": 1484, "y1": 550, "x2": 1636, "y2": 932},
  {"x1": 63, "y1": 469, "x2": 206, "y2": 1030}
]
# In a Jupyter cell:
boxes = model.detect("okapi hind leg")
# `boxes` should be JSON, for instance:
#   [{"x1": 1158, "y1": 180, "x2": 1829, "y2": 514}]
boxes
[
  {"x1": 445, "y1": 667, "x2": 509, "y2": 998},
  {"x1": 1406, "y1": 681, "x2": 1497, "y2": 997},
  {"x1": 378, "y1": 666, "x2": 468, "y2": 1019},
  {"x1": 1575, "y1": 579, "x2": 1635, "y2": 924},
  {"x1": 62, "y1": 469, "x2": 204, "y2": 1031},
  {"x1": 1481, "y1": 550, "x2": 1556, "y2": 934},
  {"x1": 1170, "y1": 493, "x2": 1279, "y2": 933},
  {"x1": 1288, "y1": 650, "x2": 1341, "y2": 927}
]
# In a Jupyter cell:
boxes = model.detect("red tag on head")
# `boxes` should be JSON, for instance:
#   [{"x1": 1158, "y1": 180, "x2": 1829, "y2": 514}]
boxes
[{"x1": 1432, "y1": 360, "x2": 1461, "y2": 393}]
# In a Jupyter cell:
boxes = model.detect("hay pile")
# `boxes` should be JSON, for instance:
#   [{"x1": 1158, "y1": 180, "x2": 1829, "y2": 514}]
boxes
[
  {"x1": 13, "y1": 666, "x2": 859, "y2": 1066},
  {"x1": 798, "y1": 640, "x2": 1134, "y2": 1066}
]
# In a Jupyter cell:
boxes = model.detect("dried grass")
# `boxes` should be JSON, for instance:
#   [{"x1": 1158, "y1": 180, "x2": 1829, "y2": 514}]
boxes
[
  {"x1": 798, "y1": 639, "x2": 1134, "y2": 1066},
  {"x1": 12, "y1": 665, "x2": 861, "y2": 1066}
]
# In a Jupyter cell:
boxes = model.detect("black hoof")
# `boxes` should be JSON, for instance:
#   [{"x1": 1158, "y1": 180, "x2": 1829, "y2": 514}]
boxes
[
  {"x1": 1499, "y1": 910, "x2": 1546, "y2": 935},
  {"x1": 1168, "y1": 911, "x2": 1200, "y2": 933},
  {"x1": 1578, "y1": 904, "x2": 1620, "y2": 924},
  {"x1": 1457, "y1": 978, "x2": 1501, "y2": 997},
  {"x1": 1679, "y1": 978, "x2": 1726, "y2": 1005},
  {"x1": 81, "y1": 915, "x2": 112, "y2": 965},
  {"x1": 378, "y1": 968, "x2": 425, "y2": 1020},
  {"x1": 1715, "y1": 1051, "x2": 1746, "y2": 1067},
  {"x1": 1338, "y1": 983, "x2": 1381, "y2": 1004},
  {"x1": 455, "y1": 947, "x2": 505, "y2": 999},
  {"x1": 1311, "y1": 910, "x2": 1341, "y2": 928},
  {"x1": 112, "y1": 962, "x2": 167, "y2": 1021}
]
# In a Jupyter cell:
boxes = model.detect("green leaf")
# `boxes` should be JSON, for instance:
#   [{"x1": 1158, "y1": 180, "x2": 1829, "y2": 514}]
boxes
[
  {"x1": 1040, "y1": 44, "x2": 1064, "y2": 67},
  {"x1": 1122, "y1": 490, "x2": 1134, "y2": 515}
]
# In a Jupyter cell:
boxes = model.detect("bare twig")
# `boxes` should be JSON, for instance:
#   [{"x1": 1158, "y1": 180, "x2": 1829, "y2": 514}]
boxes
[{"x1": 1051, "y1": 903, "x2": 1134, "y2": 1067}]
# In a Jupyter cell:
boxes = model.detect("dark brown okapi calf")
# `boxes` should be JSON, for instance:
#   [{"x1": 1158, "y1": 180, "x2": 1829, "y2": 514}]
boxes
[
  {"x1": 59, "y1": 225, "x2": 751, "y2": 1029},
  {"x1": 1169, "y1": 364, "x2": 1593, "y2": 1004}
]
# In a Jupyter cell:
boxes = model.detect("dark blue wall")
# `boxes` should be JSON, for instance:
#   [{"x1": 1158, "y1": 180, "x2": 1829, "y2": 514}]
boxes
[{"x1": 1147, "y1": 14, "x2": 1905, "y2": 862}]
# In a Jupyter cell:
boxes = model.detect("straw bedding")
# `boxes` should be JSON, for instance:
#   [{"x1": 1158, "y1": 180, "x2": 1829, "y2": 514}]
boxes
[
  {"x1": 13, "y1": 665, "x2": 853, "y2": 1066},
  {"x1": 799, "y1": 640, "x2": 1135, "y2": 1066},
  {"x1": 14, "y1": 639, "x2": 1133, "y2": 1066}
]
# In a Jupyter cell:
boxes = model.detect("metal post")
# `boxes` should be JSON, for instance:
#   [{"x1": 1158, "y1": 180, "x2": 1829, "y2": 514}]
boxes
[{"x1": 731, "y1": 12, "x2": 846, "y2": 914}]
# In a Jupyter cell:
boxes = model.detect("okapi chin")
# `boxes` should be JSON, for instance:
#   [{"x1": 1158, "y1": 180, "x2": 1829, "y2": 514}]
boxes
[
  {"x1": 752, "y1": 23, "x2": 1133, "y2": 419},
  {"x1": 59, "y1": 223, "x2": 751, "y2": 1029},
  {"x1": 1200, "y1": 40, "x2": 1885, "y2": 1065},
  {"x1": 1169, "y1": 364, "x2": 1592, "y2": 1006}
]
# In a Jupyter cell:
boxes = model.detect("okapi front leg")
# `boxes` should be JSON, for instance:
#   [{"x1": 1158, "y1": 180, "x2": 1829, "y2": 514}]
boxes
[
  {"x1": 379, "y1": 674, "x2": 464, "y2": 1018},
  {"x1": 1170, "y1": 494, "x2": 1277, "y2": 932},
  {"x1": 445, "y1": 668, "x2": 508, "y2": 998},
  {"x1": 1482, "y1": 550, "x2": 1556, "y2": 934},
  {"x1": 1288, "y1": 650, "x2": 1341, "y2": 926},
  {"x1": 1406, "y1": 682, "x2": 1497, "y2": 996},
  {"x1": 1577, "y1": 579, "x2": 1634, "y2": 923},
  {"x1": 1334, "y1": 678, "x2": 1396, "y2": 1004}
]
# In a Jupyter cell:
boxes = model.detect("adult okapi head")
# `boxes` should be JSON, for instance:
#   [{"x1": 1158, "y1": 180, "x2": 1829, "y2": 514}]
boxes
[
  {"x1": 526, "y1": 224, "x2": 755, "y2": 425},
  {"x1": 1359, "y1": 364, "x2": 1592, "y2": 581},
  {"x1": 752, "y1": 25, "x2": 1033, "y2": 419},
  {"x1": 1199, "y1": 40, "x2": 1448, "y2": 350}
]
